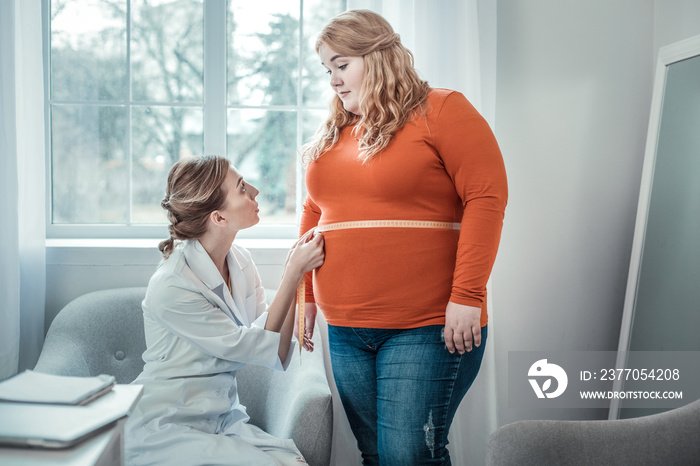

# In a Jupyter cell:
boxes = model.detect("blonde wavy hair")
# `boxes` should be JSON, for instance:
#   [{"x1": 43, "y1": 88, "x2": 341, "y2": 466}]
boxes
[{"x1": 301, "y1": 9, "x2": 430, "y2": 164}]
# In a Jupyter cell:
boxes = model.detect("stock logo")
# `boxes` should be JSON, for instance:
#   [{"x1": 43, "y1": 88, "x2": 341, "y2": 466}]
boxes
[{"x1": 528, "y1": 359, "x2": 568, "y2": 399}]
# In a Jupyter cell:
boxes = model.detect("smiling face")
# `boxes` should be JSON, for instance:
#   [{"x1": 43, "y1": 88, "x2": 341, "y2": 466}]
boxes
[
  {"x1": 218, "y1": 167, "x2": 260, "y2": 232},
  {"x1": 319, "y1": 43, "x2": 365, "y2": 116}
]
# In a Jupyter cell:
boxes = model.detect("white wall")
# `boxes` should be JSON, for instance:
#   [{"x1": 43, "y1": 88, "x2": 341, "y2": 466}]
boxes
[
  {"x1": 45, "y1": 240, "x2": 288, "y2": 331},
  {"x1": 492, "y1": 0, "x2": 651, "y2": 426},
  {"x1": 491, "y1": 0, "x2": 700, "y2": 427},
  {"x1": 654, "y1": 0, "x2": 700, "y2": 50}
]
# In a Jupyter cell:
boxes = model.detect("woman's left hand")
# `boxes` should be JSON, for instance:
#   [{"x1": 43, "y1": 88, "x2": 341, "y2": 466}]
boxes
[{"x1": 444, "y1": 302, "x2": 482, "y2": 354}]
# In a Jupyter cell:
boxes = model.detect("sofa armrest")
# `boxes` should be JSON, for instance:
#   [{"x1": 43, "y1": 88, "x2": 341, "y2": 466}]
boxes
[
  {"x1": 486, "y1": 398, "x2": 700, "y2": 465},
  {"x1": 237, "y1": 331, "x2": 332, "y2": 466},
  {"x1": 34, "y1": 333, "x2": 92, "y2": 377}
]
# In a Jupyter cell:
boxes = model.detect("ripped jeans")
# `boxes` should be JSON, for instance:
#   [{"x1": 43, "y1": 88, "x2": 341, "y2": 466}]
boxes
[{"x1": 327, "y1": 324, "x2": 487, "y2": 466}]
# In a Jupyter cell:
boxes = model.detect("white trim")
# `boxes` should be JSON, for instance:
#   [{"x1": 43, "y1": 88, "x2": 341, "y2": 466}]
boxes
[
  {"x1": 609, "y1": 33, "x2": 700, "y2": 420},
  {"x1": 126, "y1": 0, "x2": 133, "y2": 229},
  {"x1": 42, "y1": 0, "x2": 51, "y2": 240},
  {"x1": 46, "y1": 223, "x2": 298, "y2": 240},
  {"x1": 206, "y1": 0, "x2": 231, "y2": 156}
]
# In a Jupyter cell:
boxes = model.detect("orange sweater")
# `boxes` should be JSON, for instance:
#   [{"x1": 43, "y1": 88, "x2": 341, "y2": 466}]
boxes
[{"x1": 301, "y1": 89, "x2": 507, "y2": 329}]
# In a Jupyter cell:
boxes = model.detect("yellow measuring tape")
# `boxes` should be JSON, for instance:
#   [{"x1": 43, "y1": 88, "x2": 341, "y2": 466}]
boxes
[{"x1": 297, "y1": 220, "x2": 460, "y2": 358}]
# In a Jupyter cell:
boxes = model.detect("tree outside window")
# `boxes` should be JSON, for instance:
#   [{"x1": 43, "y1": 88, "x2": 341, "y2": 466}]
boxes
[{"x1": 48, "y1": 0, "x2": 345, "y2": 234}]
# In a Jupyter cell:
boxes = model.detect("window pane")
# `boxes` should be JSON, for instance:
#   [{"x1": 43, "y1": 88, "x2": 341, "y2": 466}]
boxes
[
  {"x1": 302, "y1": 0, "x2": 346, "y2": 106},
  {"x1": 227, "y1": 0, "x2": 300, "y2": 106},
  {"x1": 300, "y1": 109, "x2": 328, "y2": 199},
  {"x1": 51, "y1": 105, "x2": 128, "y2": 223},
  {"x1": 48, "y1": 1, "x2": 343, "y2": 234},
  {"x1": 50, "y1": 0, "x2": 127, "y2": 101},
  {"x1": 227, "y1": 109, "x2": 297, "y2": 224},
  {"x1": 302, "y1": 109, "x2": 327, "y2": 143},
  {"x1": 131, "y1": 0, "x2": 204, "y2": 103},
  {"x1": 131, "y1": 106, "x2": 204, "y2": 223}
]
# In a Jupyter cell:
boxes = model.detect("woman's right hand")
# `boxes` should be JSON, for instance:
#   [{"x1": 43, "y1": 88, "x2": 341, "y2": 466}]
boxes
[
  {"x1": 286, "y1": 229, "x2": 325, "y2": 278},
  {"x1": 294, "y1": 302, "x2": 318, "y2": 352},
  {"x1": 265, "y1": 230, "x2": 324, "y2": 356}
]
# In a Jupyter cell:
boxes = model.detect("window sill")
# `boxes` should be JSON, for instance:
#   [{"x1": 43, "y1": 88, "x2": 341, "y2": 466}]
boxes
[
  {"x1": 46, "y1": 238, "x2": 296, "y2": 249},
  {"x1": 46, "y1": 238, "x2": 295, "y2": 266}
]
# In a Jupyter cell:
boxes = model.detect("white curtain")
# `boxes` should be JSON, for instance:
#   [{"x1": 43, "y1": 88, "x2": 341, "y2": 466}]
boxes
[
  {"x1": 320, "y1": 1, "x2": 499, "y2": 464},
  {"x1": 0, "y1": 0, "x2": 47, "y2": 380}
]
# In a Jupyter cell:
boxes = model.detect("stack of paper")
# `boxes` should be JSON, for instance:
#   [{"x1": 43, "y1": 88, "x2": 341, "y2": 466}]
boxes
[
  {"x1": 0, "y1": 384, "x2": 142, "y2": 450},
  {"x1": 0, "y1": 370, "x2": 115, "y2": 406}
]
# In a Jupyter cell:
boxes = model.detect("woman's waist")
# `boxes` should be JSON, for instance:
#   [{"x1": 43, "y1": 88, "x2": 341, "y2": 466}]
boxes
[
  {"x1": 314, "y1": 210, "x2": 462, "y2": 227},
  {"x1": 317, "y1": 227, "x2": 459, "y2": 260},
  {"x1": 315, "y1": 218, "x2": 460, "y2": 233},
  {"x1": 313, "y1": 231, "x2": 456, "y2": 300}
]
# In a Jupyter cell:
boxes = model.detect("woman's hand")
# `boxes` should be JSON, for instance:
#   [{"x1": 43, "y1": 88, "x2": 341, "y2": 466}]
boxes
[
  {"x1": 285, "y1": 230, "x2": 325, "y2": 280},
  {"x1": 444, "y1": 302, "x2": 482, "y2": 354},
  {"x1": 294, "y1": 302, "x2": 317, "y2": 352},
  {"x1": 266, "y1": 231, "x2": 324, "y2": 362}
]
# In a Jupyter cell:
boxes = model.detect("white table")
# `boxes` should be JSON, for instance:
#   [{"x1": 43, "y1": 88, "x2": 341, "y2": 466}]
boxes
[{"x1": 0, "y1": 384, "x2": 143, "y2": 466}]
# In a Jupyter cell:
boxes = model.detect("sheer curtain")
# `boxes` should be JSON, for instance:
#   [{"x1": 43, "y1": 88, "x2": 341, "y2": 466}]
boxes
[
  {"x1": 0, "y1": 0, "x2": 46, "y2": 381},
  {"x1": 318, "y1": 1, "x2": 499, "y2": 464}
]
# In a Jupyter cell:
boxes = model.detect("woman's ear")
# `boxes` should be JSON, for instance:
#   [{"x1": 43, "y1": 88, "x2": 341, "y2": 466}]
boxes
[{"x1": 209, "y1": 210, "x2": 226, "y2": 227}]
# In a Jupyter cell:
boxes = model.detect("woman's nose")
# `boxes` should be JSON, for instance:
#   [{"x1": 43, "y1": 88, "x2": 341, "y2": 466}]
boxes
[
  {"x1": 249, "y1": 184, "x2": 260, "y2": 199},
  {"x1": 330, "y1": 73, "x2": 342, "y2": 87}
]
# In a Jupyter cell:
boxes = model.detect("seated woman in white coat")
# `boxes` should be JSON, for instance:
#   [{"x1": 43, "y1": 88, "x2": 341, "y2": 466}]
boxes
[{"x1": 124, "y1": 155, "x2": 325, "y2": 466}]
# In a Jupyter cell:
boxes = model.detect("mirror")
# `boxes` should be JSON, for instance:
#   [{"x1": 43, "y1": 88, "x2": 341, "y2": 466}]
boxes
[{"x1": 609, "y1": 34, "x2": 700, "y2": 420}]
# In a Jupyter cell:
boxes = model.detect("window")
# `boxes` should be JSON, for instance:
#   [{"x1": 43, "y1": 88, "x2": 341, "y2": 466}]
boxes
[{"x1": 45, "y1": 0, "x2": 346, "y2": 238}]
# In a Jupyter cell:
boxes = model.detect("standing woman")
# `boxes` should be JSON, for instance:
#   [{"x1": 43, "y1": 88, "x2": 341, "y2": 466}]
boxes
[
  {"x1": 125, "y1": 155, "x2": 324, "y2": 466},
  {"x1": 298, "y1": 10, "x2": 507, "y2": 465}
]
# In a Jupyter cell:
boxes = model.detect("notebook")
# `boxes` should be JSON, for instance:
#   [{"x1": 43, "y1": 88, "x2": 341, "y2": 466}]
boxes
[
  {"x1": 0, "y1": 384, "x2": 142, "y2": 449},
  {"x1": 0, "y1": 370, "x2": 115, "y2": 406}
]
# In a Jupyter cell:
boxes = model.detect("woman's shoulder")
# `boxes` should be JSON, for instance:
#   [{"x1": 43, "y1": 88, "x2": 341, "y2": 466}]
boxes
[
  {"x1": 428, "y1": 87, "x2": 459, "y2": 100},
  {"x1": 146, "y1": 249, "x2": 195, "y2": 297},
  {"x1": 143, "y1": 263, "x2": 207, "y2": 320},
  {"x1": 427, "y1": 88, "x2": 473, "y2": 109},
  {"x1": 425, "y1": 88, "x2": 480, "y2": 122}
]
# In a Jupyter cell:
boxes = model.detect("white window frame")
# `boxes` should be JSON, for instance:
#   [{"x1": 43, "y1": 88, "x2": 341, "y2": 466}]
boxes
[{"x1": 43, "y1": 0, "x2": 333, "y2": 240}]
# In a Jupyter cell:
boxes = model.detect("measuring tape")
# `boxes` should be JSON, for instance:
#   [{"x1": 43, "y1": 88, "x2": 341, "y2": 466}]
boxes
[{"x1": 296, "y1": 220, "x2": 460, "y2": 358}]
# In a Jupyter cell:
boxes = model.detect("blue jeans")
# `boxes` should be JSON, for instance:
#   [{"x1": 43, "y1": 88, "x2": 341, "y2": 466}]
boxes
[{"x1": 327, "y1": 324, "x2": 487, "y2": 466}]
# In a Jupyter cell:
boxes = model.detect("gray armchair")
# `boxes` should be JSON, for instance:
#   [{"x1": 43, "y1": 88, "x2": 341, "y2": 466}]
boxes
[
  {"x1": 486, "y1": 398, "x2": 700, "y2": 465},
  {"x1": 34, "y1": 287, "x2": 333, "y2": 466}
]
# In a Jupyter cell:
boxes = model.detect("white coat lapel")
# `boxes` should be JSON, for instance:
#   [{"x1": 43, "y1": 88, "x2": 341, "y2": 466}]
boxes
[
  {"x1": 181, "y1": 240, "x2": 249, "y2": 327},
  {"x1": 226, "y1": 250, "x2": 250, "y2": 326}
]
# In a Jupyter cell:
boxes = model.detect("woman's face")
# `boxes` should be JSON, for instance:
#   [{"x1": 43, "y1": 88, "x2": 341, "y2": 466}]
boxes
[
  {"x1": 219, "y1": 167, "x2": 260, "y2": 232},
  {"x1": 319, "y1": 43, "x2": 365, "y2": 115}
]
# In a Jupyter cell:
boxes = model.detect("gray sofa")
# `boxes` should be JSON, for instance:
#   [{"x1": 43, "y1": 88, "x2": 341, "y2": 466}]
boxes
[
  {"x1": 486, "y1": 398, "x2": 700, "y2": 465},
  {"x1": 34, "y1": 287, "x2": 333, "y2": 466}
]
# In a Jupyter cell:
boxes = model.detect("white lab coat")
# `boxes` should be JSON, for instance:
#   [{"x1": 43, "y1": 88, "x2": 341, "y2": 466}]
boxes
[{"x1": 124, "y1": 240, "x2": 299, "y2": 466}]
